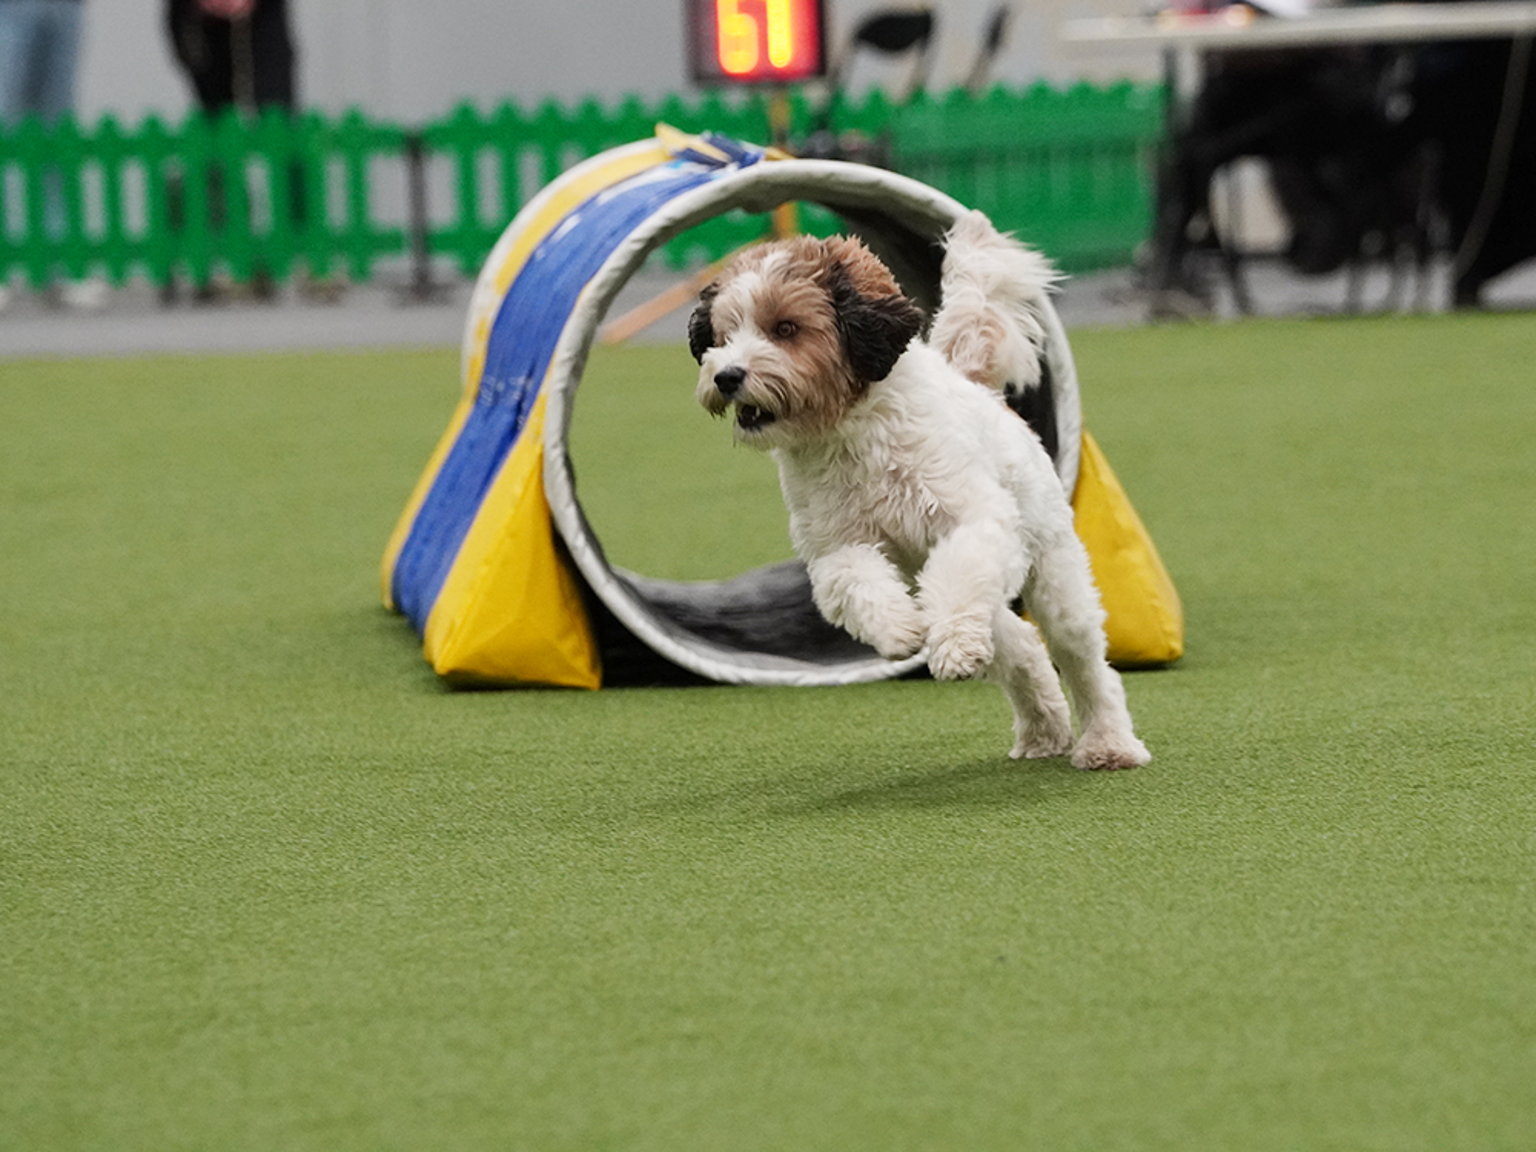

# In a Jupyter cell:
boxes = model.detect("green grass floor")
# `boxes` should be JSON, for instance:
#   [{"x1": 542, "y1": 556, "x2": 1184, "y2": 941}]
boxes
[{"x1": 3, "y1": 314, "x2": 1535, "y2": 1150}]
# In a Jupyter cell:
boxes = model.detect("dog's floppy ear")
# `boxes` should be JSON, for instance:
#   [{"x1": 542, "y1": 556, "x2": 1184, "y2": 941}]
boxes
[
  {"x1": 687, "y1": 282, "x2": 719, "y2": 364},
  {"x1": 826, "y1": 258, "x2": 925, "y2": 385}
]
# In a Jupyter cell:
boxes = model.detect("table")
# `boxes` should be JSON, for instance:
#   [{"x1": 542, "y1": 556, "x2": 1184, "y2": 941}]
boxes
[
  {"x1": 1062, "y1": 2, "x2": 1536, "y2": 53},
  {"x1": 1062, "y1": 2, "x2": 1536, "y2": 314}
]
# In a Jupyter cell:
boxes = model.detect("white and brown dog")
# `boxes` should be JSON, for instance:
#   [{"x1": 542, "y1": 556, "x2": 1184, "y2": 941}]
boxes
[{"x1": 688, "y1": 211, "x2": 1150, "y2": 770}]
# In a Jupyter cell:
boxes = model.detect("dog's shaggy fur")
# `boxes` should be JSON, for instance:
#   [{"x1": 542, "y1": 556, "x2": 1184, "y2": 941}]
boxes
[{"x1": 688, "y1": 211, "x2": 1149, "y2": 770}]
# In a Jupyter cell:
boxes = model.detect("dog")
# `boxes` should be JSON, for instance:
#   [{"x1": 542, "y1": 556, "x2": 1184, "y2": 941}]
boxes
[{"x1": 687, "y1": 211, "x2": 1150, "y2": 770}]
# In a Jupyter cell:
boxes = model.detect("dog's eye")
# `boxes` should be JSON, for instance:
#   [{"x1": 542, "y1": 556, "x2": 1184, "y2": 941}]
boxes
[{"x1": 774, "y1": 319, "x2": 798, "y2": 340}]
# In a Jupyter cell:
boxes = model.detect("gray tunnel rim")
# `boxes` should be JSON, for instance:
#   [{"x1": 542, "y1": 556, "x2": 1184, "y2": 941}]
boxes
[{"x1": 531, "y1": 154, "x2": 1083, "y2": 687}]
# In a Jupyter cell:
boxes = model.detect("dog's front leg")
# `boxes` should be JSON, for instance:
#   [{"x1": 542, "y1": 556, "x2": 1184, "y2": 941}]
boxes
[
  {"x1": 806, "y1": 544, "x2": 925, "y2": 660},
  {"x1": 917, "y1": 519, "x2": 1022, "y2": 680}
]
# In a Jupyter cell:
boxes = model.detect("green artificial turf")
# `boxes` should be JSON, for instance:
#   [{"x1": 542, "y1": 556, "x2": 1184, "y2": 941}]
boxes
[{"x1": 3, "y1": 315, "x2": 1535, "y2": 1150}]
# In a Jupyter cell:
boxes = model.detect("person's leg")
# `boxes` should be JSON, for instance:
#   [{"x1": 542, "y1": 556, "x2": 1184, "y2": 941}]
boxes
[
  {"x1": 30, "y1": 0, "x2": 80, "y2": 120},
  {"x1": 33, "y1": 2, "x2": 82, "y2": 244}
]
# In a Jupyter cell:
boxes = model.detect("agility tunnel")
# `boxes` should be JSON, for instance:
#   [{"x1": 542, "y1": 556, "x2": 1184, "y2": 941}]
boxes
[{"x1": 382, "y1": 127, "x2": 1182, "y2": 688}]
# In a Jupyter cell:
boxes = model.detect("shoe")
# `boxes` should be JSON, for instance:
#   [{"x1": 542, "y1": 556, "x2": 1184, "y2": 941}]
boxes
[{"x1": 56, "y1": 279, "x2": 110, "y2": 311}]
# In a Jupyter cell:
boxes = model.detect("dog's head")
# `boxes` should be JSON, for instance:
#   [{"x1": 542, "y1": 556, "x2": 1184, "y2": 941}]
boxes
[{"x1": 687, "y1": 235, "x2": 925, "y2": 448}]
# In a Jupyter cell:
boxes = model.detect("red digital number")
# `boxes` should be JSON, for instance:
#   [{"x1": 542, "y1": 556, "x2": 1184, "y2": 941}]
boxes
[{"x1": 689, "y1": 0, "x2": 825, "y2": 85}]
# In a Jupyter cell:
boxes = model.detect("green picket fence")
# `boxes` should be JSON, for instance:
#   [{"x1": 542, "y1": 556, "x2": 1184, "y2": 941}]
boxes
[
  {"x1": 0, "y1": 107, "x2": 406, "y2": 291},
  {"x1": 889, "y1": 81, "x2": 1167, "y2": 272},
  {"x1": 0, "y1": 82, "x2": 1164, "y2": 296}
]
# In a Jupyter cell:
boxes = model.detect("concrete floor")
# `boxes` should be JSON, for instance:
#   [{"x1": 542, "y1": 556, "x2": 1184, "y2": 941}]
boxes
[{"x1": 3, "y1": 256, "x2": 1533, "y2": 360}]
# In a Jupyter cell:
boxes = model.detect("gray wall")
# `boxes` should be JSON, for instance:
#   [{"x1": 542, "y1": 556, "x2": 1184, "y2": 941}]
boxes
[{"x1": 78, "y1": 1, "x2": 1154, "y2": 126}]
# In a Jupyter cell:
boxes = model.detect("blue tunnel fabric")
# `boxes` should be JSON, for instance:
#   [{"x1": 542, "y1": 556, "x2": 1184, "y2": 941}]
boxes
[{"x1": 389, "y1": 161, "x2": 726, "y2": 630}]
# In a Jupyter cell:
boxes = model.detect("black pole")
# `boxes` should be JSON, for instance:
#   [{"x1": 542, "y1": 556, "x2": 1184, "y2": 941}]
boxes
[{"x1": 401, "y1": 129, "x2": 446, "y2": 302}]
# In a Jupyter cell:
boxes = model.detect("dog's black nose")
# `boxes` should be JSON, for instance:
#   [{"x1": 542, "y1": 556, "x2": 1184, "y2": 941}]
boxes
[{"x1": 714, "y1": 366, "x2": 746, "y2": 398}]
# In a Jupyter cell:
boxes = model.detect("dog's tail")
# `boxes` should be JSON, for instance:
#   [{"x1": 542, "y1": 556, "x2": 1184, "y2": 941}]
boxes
[{"x1": 929, "y1": 209, "x2": 1059, "y2": 401}]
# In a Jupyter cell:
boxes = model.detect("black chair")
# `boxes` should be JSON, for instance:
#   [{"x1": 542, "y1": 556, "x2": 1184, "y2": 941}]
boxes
[
  {"x1": 802, "y1": 8, "x2": 936, "y2": 162},
  {"x1": 827, "y1": 8, "x2": 937, "y2": 99}
]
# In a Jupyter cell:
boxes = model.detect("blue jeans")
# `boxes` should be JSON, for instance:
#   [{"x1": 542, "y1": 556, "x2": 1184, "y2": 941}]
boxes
[{"x1": 0, "y1": 0, "x2": 83, "y2": 242}]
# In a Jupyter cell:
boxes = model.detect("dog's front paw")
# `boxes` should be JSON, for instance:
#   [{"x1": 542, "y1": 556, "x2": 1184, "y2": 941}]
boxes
[
  {"x1": 926, "y1": 614, "x2": 994, "y2": 680},
  {"x1": 859, "y1": 602, "x2": 926, "y2": 661},
  {"x1": 1070, "y1": 732, "x2": 1151, "y2": 771}
]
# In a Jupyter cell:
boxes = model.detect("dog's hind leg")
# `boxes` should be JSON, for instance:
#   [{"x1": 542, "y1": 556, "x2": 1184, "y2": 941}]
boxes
[
  {"x1": 987, "y1": 609, "x2": 1074, "y2": 760},
  {"x1": 1026, "y1": 536, "x2": 1151, "y2": 771}
]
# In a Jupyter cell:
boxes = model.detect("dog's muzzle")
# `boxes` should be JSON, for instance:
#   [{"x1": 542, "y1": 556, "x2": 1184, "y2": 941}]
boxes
[{"x1": 712, "y1": 365, "x2": 775, "y2": 433}]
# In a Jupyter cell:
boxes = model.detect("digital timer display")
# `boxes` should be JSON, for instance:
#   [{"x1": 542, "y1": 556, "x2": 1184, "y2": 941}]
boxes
[{"x1": 688, "y1": 0, "x2": 826, "y2": 85}]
